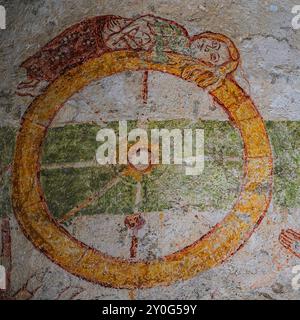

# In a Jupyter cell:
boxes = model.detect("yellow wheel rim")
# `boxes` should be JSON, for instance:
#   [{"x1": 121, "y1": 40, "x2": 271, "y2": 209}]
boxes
[{"x1": 12, "y1": 50, "x2": 273, "y2": 289}]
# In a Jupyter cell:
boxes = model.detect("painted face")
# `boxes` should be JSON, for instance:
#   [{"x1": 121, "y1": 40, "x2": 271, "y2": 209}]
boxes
[{"x1": 190, "y1": 38, "x2": 230, "y2": 65}]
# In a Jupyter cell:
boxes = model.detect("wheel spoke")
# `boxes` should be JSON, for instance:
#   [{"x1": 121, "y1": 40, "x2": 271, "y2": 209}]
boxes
[{"x1": 58, "y1": 175, "x2": 121, "y2": 223}]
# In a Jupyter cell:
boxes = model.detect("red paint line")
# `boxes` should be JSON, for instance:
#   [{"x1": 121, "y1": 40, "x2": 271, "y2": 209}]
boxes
[
  {"x1": 130, "y1": 234, "x2": 138, "y2": 259},
  {"x1": 142, "y1": 70, "x2": 149, "y2": 105}
]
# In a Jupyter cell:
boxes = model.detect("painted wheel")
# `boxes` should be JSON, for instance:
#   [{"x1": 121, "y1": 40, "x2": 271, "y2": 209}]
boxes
[{"x1": 12, "y1": 39, "x2": 273, "y2": 289}]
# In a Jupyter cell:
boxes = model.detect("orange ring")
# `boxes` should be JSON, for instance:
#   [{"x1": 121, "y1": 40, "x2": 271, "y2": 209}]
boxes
[{"x1": 12, "y1": 50, "x2": 273, "y2": 289}]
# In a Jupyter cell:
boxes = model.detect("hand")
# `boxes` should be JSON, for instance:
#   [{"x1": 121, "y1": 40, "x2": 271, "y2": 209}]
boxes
[
  {"x1": 106, "y1": 16, "x2": 157, "y2": 50},
  {"x1": 279, "y1": 229, "x2": 300, "y2": 258}
]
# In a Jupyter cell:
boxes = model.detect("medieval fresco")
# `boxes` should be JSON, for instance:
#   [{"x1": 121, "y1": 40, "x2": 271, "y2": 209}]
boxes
[{"x1": 0, "y1": 0, "x2": 300, "y2": 300}]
